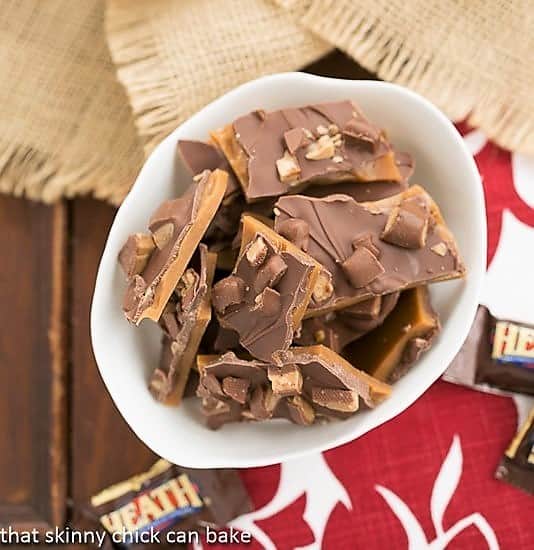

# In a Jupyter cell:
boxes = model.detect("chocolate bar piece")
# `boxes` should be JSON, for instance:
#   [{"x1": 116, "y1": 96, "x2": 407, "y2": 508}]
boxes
[
  {"x1": 149, "y1": 245, "x2": 217, "y2": 405},
  {"x1": 196, "y1": 345, "x2": 391, "y2": 429},
  {"x1": 444, "y1": 306, "x2": 534, "y2": 396},
  {"x1": 296, "y1": 293, "x2": 400, "y2": 352},
  {"x1": 90, "y1": 459, "x2": 251, "y2": 546},
  {"x1": 178, "y1": 140, "x2": 244, "y2": 244},
  {"x1": 211, "y1": 216, "x2": 321, "y2": 361},
  {"x1": 119, "y1": 169, "x2": 227, "y2": 324},
  {"x1": 211, "y1": 100, "x2": 402, "y2": 202},
  {"x1": 274, "y1": 185, "x2": 465, "y2": 316},
  {"x1": 343, "y1": 287, "x2": 440, "y2": 382},
  {"x1": 495, "y1": 408, "x2": 534, "y2": 495}
]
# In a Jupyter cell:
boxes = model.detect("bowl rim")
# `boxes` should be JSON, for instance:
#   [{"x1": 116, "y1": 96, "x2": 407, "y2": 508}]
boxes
[{"x1": 91, "y1": 72, "x2": 486, "y2": 468}]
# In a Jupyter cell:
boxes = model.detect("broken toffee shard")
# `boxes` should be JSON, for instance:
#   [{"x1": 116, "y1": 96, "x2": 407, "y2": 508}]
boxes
[
  {"x1": 196, "y1": 345, "x2": 391, "y2": 429},
  {"x1": 211, "y1": 216, "x2": 321, "y2": 362},
  {"x1": 274, "y1": 185, "x2": 465, "y2": 316},
  {"x1": 89, "y1": 459, "x2": 252, "y2": 543},
  {"x1": 211, "y1": 100, "x2": 403, "y2": 202},
  {"x1": 296, "y1": 292, "x2": 400, "y2": 353},
  {"x1": 343, "y1": 286, "x2": 440, "y2": 382},
  {"x1": 178, "y1": 140, "x2": 244, "y2": 244},
  {"x1": 119, "y1": 169, "x2": 227, "y2": 324},
  {"x1": 149, "y1": 244, "x2": 217, "y2": 405}
]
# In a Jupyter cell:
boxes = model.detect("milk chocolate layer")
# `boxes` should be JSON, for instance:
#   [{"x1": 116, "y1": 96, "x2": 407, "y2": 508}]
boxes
[
  {"x1": 211, "y1": 100, "x2": 402, "y2": 201},
  {"x1": 178, "y1": 140, "x2": 244, "y2": 244},
  {"x1": 149, "y1": 245, "x2": 217, "y2": 405},
  {"x1": 212, "y1": 216, "x2": 320, "y2": 361},
  {"x1": 196, "y1": 345, "x2": 391, "y2": 429},
  {"x1": 274, "y1": 185, "x2": 465, "y2": 316},
  {"x1": 120, "y1": 169, "x2": 227, "y2": 324},
  {"x1": 343, "y1": 286, "x2": 440, "y2": 382},
  {"x1": 297, "y1": 292, "x2": 400, "y2": 352}
]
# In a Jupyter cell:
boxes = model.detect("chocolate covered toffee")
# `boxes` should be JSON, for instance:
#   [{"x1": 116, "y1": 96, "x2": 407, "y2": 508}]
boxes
[
  {"x1": 117, "y1": 98, "x2": 466, "y2": 431},
  {"x1": 274, "y1": 185, "x2": 465, "y2": 316},
  {"x1": 119, "y1": 169, "x2": 227, "y2": 324},
  {"x1": 211, "y1": 100, "x2": 403, "y2": 202}
]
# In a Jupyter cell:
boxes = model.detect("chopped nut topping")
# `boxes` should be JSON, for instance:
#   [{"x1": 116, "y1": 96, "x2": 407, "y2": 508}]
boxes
[
  {"x1": 316, "y1": 125, "x2": 329, "y2": 135},
  {"x1": 151, "y1": 222, "x2": 174, "y2": 250},
  {"x1": 314, "y1": 329, "x2": 326, "y2": 343},
  {"x1": 431, "y1": 242, "x2": 448, "y2": 256},
  {"x1": 276, "y1": 150, "x2": 301, "y2": 184},
  {"x1": 118, "y1": 233, "x2": 155, "y2": 279},
  {"x1": 305, "y1": 135, "x2": 335, "y2": 160},
  {"x1": 332, "y1": 155, "x2": 343, "y2": 163},
  {"x1": 246, "y1": 236, "x2": 268, "y2": 267},
  {"x1": 312, "y1": 271, "x2": 334, "y2": 303},
  {"x1": 193, "y1": 173, "x2": 204, "y2": 182},
  {"x1": 303, "y1": 128, "x2": 314, "y2": 139}
]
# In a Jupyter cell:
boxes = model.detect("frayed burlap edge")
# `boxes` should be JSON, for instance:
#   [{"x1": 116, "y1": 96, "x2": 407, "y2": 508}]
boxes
[
  {"x1": 280, "y1": 0, "x2": 534, "y2": 155},
  {"x1": 105, "y1": 1, "x2": 331, "y2": 155},
  {"x1": 0, "y1": 140, "x2": 134, "y2": 205}
]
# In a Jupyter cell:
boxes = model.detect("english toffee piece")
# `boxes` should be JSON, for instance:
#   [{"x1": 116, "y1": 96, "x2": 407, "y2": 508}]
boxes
[
  {"x1": 89, "y1": 460, "x2": 251, "y2": 546},
  {"x1": 212, "y1": 216, "x2": 321, "y2": 361},
  {"x1": 495, "y1": 408, "x2": 534, "y2": 495},
  {"x1": 116, "y1": 98, "x2": 466, "y2": 431},
  {"x1": 196, "y1": 345, "x2": 391, "y2": 429},
  {"x1": 119, "y1": 169, "x2": 227, "y2": 324},
  {"x1": 274, "y1": 185, "x2": 465, "y2": 316},
  {"x1": 149, "y1": 244, "x2": 217, "y2": 405},
  {"x1": 211, "y1": 100, "x2": 403, "y2": 202}
]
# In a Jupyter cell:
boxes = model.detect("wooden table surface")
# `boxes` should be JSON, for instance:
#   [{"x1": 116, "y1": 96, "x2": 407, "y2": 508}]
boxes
[{"x1": 0, "y1": 52, "x2": 372, "y2": 541}]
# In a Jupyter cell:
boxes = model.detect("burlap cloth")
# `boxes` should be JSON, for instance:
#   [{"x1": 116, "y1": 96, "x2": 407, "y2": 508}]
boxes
[{"x1": 2, "y1": 1, "x2": 532, "y2": 204}]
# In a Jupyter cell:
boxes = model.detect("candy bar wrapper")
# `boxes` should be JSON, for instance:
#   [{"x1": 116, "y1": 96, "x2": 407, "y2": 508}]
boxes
[
  {"x1": 443, "y1": 305, "x2": 534, "y2": 397},
  {"x1": 89, "y1": 460, "x2": 251, "y2": 549},
  {"x1": 495, "y1": 408, "x2": 534, "y2": 495}
]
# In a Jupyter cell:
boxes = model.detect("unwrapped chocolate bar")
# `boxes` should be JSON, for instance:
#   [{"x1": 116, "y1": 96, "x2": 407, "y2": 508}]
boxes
[
  {"x1": 119, "y1": 169, "x2": 227, "y2": 324},
  {"x1": 495, "y1": 408, "x2": 534, "y2": 495},
  {"x1": 211, "y1": 100, "x2": 403, "y2": 202},
  {"x1": 274, "y1": 185, "x2": 465, "y2": 316},
  {"x1": 89, "y1": 459, "x2": 251, "y2": 548}
]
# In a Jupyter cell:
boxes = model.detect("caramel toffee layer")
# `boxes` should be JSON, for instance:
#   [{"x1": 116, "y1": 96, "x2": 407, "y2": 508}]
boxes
[
  {"x1": 274, "y1": 185, "x2": 465, "y2": 315},
  {"x1": 149, "y1": 245, "x2": 216, "y2": 405},
  {"x1": 197, "y1": 345, "x2": 391, "y2": 429},
  {"x1": 343, "y1": 286, "x2": 440, "y2": 382},
  {"x1": 297, "y1": 292, "x2": 400, "y2": 353},
  {"x1": 211, "y1": 100, "x2": 403, "y2": 201},
  {"x1": 212, "y1": 218, "x2": 319, "y2": 362},
  {"x1": 119, "y1": 169, "x2": 227, "y2": 324}
]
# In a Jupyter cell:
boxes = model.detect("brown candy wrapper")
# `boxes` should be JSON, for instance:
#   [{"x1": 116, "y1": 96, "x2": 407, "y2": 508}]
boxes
[
  {"x1": 443, "y1": 305, "x2": 534, "y2": 396},
  {"x1": 495, "y1": 408, "x2": 534, "y2": 495},
  {"x1": 89, "y1": 460, "x2": 251, "y2": 548}
]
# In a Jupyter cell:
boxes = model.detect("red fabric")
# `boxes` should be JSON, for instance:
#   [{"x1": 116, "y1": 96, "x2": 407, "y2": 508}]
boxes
[{"x1": 204, "y1": 129, "x2": 534, "y2": 549}]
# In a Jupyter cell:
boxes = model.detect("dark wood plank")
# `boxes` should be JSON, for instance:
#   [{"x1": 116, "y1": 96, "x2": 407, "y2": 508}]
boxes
[
  {"x1": 0, "y1": 196, "x2": 67, "y2": 529},
  {"x1": 69, "y1": 198, "x2": 157, "y2": 520}
]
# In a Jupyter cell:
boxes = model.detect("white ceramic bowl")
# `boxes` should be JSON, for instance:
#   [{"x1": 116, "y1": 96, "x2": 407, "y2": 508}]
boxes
[{"x1": 91, "y1": 73, "x2": 486, "y2": 468}]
